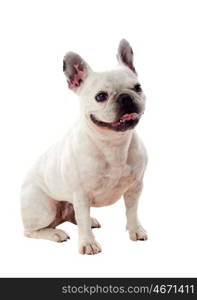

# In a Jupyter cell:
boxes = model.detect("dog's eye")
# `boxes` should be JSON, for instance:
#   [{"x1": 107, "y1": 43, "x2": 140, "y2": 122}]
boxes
[
  {"x1": 133, "y1": 84, "x2": 142, "y2": 93},
  {"x1": 95, "y1": 92, "x2": 108, "y2": 102}
]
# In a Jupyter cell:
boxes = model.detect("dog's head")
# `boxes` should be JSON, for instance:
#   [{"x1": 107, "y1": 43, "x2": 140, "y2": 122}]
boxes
[{"x1": 63, "y1": 39, "x2": 146, "y2": 132}]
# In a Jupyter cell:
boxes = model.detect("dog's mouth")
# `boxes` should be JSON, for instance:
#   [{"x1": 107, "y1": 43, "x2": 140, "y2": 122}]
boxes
[{"x1": 90, "y1": 112, "x2": 142, "y2": 131}]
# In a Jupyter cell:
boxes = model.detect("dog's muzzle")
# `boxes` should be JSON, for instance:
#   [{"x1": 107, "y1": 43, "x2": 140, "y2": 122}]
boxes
[{"x1": 90, "y1": 93, "x2": 143, "y2": 132}]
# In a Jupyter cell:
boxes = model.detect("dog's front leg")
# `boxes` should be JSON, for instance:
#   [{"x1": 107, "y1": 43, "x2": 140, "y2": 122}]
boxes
[
  {"x1": 73, "y1": 192, "x2": 102, "y2": 255},
  {"x1": 124, "y1": 181, "x2": 148, "y2": 241}
]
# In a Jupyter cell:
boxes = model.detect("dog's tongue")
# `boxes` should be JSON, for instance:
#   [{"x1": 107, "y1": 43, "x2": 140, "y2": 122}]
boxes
[
  {"x1": 121, "y1": 113, "x2": 139, "y2": 121},
  {"x1": 112, "y1": 113, "x2": 139, "y2": 127}
]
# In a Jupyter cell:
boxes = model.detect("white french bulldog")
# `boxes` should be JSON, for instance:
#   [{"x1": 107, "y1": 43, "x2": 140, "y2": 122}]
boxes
[{"x1": 21, "y1": 39, "x2": 148, "y2": 255}]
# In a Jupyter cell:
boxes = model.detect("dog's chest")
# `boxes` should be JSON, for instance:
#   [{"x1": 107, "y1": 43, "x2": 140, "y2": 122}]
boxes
[{"x1": 89, "y1": 164, "x2": 134, "y2": 207}]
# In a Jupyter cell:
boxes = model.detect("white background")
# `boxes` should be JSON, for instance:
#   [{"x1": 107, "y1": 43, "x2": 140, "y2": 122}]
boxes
[{"x1": 0, "y1": 0, "x2": 197, "y2": 277}]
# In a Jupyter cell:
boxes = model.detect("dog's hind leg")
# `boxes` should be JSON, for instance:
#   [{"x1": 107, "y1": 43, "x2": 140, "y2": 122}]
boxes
[
  {"x1": 21, "y1": 183, "x2": 70, "y2": 242},
  {"x1": 90, "y1": 218, "x2": 101, "y2": 228}
]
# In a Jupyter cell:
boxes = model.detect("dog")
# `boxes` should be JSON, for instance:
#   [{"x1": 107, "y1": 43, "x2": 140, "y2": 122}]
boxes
[{"x1": 21, "y1": 39, "x2": 148, "y2": 255}]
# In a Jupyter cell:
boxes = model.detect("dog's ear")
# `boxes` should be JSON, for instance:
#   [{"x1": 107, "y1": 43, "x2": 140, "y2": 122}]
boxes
[
  {"x1": 63, "y1": 52, "x2": 92, "y2": 90},
  {"x1": 117, "y1": 39, "x2": 136, "y2": 74}
]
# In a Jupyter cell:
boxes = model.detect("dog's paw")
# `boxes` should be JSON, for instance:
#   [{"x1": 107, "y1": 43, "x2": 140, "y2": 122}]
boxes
[
  {"x1": 79, "y1": 238, "x2": 102, "y2": 255},
  {"x1": 51, "y1": 229, "x2": 70, "y2": 242},
  {"x1": 128, "y1": 224, "x2": 148, "y2": 241},
  {"x1": 91, "y1": 217, "x2": 101, "y2": 229},
  {"x1": 25, "y1": 228, "x2": 70, "y2": 242}
]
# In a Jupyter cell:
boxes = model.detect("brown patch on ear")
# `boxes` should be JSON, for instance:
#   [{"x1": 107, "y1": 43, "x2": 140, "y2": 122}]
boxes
[
  {"x1": 63, "y1": 52, "x2": 91, "y2": 90},
  {"x1": 117, "y1": 39, "x2": 137, "y2": 74},
  {"x1": 68, "y1": 64, "x2": 85, "y2": 88}
]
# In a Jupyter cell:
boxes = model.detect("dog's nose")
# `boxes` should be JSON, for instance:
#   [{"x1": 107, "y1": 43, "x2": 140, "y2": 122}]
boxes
[
  {"x1": 117, "y1": 94, "x2": 138, "y2": 113},
  {"x1": 117, "y1": 94, "x2": 133, "y2": 105}
]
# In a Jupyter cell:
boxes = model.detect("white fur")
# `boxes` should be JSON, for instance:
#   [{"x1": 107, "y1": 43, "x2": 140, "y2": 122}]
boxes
[{"x1": 21, "y1": 40, "x2": 148, "y2": 255}]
